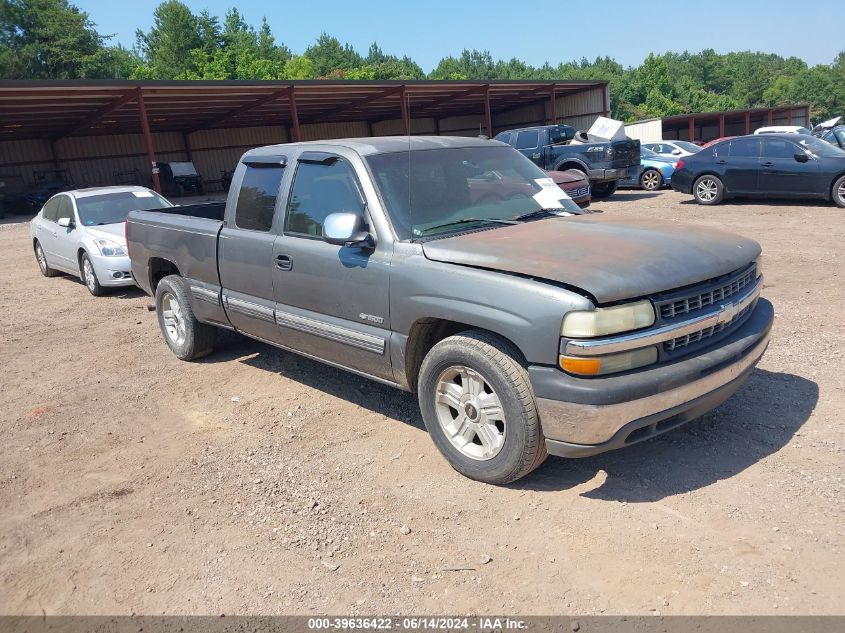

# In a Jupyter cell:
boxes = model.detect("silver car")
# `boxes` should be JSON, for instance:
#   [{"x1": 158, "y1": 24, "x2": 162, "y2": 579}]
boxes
[{"x1": 30, "y1": 186, "x2": 172, "y2": 295}]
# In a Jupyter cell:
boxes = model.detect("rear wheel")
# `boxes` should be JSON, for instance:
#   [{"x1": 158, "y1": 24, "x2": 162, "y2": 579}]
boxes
[
  {"x1": 693, "y1": 175, "x2": 724, "y2": 205},
  {"x1": 591, "y1": 180, "x2": 618, "y2": 199},
  {"x1": 34, "y1": 240, "x2": 58, "y2": 277},
  {"x1": 80, "y1": 252, "x2": 104, "y2": 296},
  {"x1": 417, "y1": 330, "x2": 547, "y2": 485},
  {"x1": 832, "y1": 174, "x2": 845, "y2": 208},
  {"x1": 155, "y1": 274, "x2": 217, "y2": 360},
  {"x1": 640, "y1": 168, "x2": 663, "y2": 191}
]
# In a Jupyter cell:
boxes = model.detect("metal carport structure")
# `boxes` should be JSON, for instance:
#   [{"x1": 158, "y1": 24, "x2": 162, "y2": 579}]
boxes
[{"x1": 0, "y1": 80, "x2": 610, "y2": 194}]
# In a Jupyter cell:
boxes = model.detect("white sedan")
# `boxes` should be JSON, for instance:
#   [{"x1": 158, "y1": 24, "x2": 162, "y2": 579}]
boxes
[{"x1": 30, "y1": 186, "x2": 172, "y2": 296}]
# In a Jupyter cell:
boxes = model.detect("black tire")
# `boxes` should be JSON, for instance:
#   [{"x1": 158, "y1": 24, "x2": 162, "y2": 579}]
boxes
[
  {"x1": 591, "y1": 180, "x2": 618, "y2": 199},
  {"x1": 155, "y1": 274, "x2": 217, "y2": 360},
  {"x1": 832, "y1": 174, "x2": 845, "y2": 208},
  {"x1": 34, "y1": 240, "x2": 58, "y2": 277},
  {"x1": 692, "y1": 174, "x2": 725, "y2": 205},
  {"x1": 417, "y1": 330, "x2": 547, "y2": 485},
  {"x1": 80, "y1": 252, "x2": 105, "y2": 296},
  {"x1": 640, "y1": 168, "x2": 663, "y2": 191}
]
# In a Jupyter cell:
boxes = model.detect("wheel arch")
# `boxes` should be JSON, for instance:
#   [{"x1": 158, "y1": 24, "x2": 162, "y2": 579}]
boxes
[
  {"x1": 148, "y1": 257, "x2": 182, "y2": 293},
  {"x1": 403, "y1": 318, "x2": 526, "y2": 393},
  {"x1": 551, "y1": 158, "x2": 589, "y2": 173}
]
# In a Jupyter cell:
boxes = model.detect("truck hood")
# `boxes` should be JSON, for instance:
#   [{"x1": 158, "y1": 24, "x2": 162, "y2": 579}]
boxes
[{"x1": 421, "y1": 215, "x2": 760, "y2": 304}]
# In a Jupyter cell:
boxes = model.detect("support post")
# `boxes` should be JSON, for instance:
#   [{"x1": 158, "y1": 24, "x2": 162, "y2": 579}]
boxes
[
  {"x1": 787, "y1": 108, "x2": 793, "y2": 125},
  {"x1": 549, "y1": 85, "x2": 557, "y2": 125},
  {"x1": 289, "y1": 87, "x2": 301, "y2": 142},
  {"x1": 745, "y1": 111, "x2": 751, "y2": 135},
  {"x1": 400, "y1": 86, "x2": 410, "y2": 136},
  {"x1": 49, "y1": 138, "x2": 61, "y2": 171},
  {"x1": 137, "y1": 88, "x2": 161, "y2": 193},
  {"x1": 768, "y1": 109, "x2": 774, "y2": 126},
  {"x1": 182, "y1": 132, "x2": 193, "y2": 162},
  {"x1": 688, "y1": 117, "x2": 695, "y2": 142},
  {"x1": 434, "y1": 118, "x2": 440, "y2": 136},
  {"x1": 483, "y1": 85, "x2": 493, "y2": 138},
  {"x1": 602, "y1": 84, "x2": 609, "y2": 117},
  {"x1": 719, "y1": 114, "x2": 725, "y2": 139}
]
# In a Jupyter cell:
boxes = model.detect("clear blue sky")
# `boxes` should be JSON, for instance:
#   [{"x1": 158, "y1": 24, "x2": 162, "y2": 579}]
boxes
[{"x1": 76, "y1": 0, "x2": 843, "y2": 72}]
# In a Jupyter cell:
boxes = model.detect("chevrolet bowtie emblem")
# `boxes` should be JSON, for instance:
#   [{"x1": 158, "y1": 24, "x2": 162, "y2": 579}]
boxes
[{"x1": 717, "y1": 301, "x2": 738, "y2": 325}]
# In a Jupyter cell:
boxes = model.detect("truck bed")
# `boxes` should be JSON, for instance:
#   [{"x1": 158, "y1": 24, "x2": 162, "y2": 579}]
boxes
[{"x1": 126, "y1": 205, "x2": 223, "y2": 297}]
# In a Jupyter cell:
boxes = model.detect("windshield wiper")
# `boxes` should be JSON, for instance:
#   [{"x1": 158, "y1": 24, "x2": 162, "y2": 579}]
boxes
[
  {"x1": 512, "y1": 207, "x2": 582, "y2": 221},
  {"x1": 417, "y1": 217, "x2": 517, "y2": 235}
]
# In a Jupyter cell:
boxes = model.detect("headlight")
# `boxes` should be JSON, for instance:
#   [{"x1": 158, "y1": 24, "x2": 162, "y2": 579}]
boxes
[
  {"x1": 560, "y1": 347, "x2": 658, "y2": 376},
  {"x1": 93, "y1": 238, "x2": 127, "y2": 257},
  {"x1": 561, "y1": 300, "x2": 655, "y2": 338}
]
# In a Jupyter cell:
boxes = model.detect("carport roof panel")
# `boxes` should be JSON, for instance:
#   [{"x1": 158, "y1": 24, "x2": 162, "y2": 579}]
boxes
[{"x1": 0, "y1": 79, "x2": 608, "y2": 140}]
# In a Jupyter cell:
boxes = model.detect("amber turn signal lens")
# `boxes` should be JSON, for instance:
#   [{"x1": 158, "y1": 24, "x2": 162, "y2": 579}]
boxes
[{"x1": 560, "y1": 356, "x2": 602, "y2": 375}]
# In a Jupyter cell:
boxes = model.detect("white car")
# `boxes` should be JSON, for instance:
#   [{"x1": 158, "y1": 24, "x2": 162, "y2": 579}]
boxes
[
  {"x1": 642, "y1": 140, "x2": 701, "y2": 157},
  {"x1": 754, "y1": 125, "x2": 812, "y2": 135},
  {"x1": 30, "y1": 186, "x2": 172, "y2": 295}
]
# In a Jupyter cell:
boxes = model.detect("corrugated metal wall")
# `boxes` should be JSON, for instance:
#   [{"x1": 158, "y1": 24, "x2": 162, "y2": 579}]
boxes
[
  {"x1": 0, "y1": 85, "x2": 609, "y2": 193},
  {"x1": 624, "y1": 119, "x2": 663, "y2": 142}
]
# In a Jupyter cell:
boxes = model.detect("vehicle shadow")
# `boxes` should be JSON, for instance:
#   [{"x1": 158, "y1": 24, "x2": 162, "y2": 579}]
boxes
[
  {"x1": 50, "y1": 272, "x2": 147, "y2": 299},
  {"x1": 210, "y1": 330, "x2": 425, "y2": 431},
  {"x1": 515, "y1": 368, "x2": 817, "y2": 500},
  {"x1": 680, "y1": 197, "x2": 831, "y2": 208},
  {"x1": 604, "y1": 191, "x2": 663, "y2": 201}
]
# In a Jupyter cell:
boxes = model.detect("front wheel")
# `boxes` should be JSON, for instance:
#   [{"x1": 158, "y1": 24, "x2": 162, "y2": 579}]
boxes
[
  {"x1": 155, "y1": 275, "x2": 217, "y2": 360},
  {"x1": 832, "y1": 174, "x2": 845, "y2": 208},
  {"x1": 34, "y1": 240, "x2": 58, "y2": 277},
  {"x1": 640, "y1": 168, "x2": 663, "y2": 191},
  {"x1": 693, "y1": 175, "x2": 725, "y2": 205},
  {"x1": 417, "y1": 330, "x2": 547, "y2": 485},
  {"x1": 80, "y1": 252, "x2": 105, "y2": 296},
  {"x1": 591, "y1": 180, "x2": 618, "y2": 199}
]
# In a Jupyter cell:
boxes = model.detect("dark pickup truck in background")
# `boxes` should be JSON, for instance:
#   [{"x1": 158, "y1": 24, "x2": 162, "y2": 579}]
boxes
[
  {"x1": 127, "y1": 136, "x2": 771, "y2": 485},
  {"x1": 494, "y1": 124, "x2": 641, "y2": 198}
]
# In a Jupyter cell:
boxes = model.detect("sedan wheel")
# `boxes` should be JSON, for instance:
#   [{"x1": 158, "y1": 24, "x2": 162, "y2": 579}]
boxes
[
  {"x1": 80, "y1": 253, "x2": 104, "y2": 296},
  {"x1": 34, "y1": 241, "x2": 56, "y2": 277},
  {"x1": 434, "y1": 365, "x2": 506, "y2": 461},
  {"x1": 693, "y1": 175, "x2": 724, "y2": 205},
  {"x1": 640, "y1": 169, "x2": 663, "y2": 191}
]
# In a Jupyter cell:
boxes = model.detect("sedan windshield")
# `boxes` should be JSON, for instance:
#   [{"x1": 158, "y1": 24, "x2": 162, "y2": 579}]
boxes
[
  {"x1": 365, "y1": 146, "x2": 582, "y2": 239},
  {"x1": 76, "y1": 190, "x2": 172, "y2": 225},
  {"x1": 797, "y1": 135, "x2": 845, "y2": 158}
]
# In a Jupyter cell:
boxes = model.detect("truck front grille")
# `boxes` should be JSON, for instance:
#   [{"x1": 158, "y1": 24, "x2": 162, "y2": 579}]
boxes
[
  {"x1": 663, "y1": 303, "x2": 754, "y2": 353},
  {"x1": 567, "y1": 185, "x2": 590, "y2": 199},
  {"x1": 658, "y1": 265, "x2": 756, "y2": 320}
]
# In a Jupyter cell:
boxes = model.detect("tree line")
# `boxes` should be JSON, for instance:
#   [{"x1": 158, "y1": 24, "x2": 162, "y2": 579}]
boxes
[{"x1": 2, "y1": 0, "x2": 844, "y2": 122}]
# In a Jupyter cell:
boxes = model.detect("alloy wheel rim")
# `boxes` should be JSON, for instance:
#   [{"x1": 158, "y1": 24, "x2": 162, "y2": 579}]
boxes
[
  {"x1": 161, "y1": 292, "x2": 187, "y2": 347},
  {"x1": 36, "y1": 245, "x2": 46, "y2": 273},
  {"x1": 838, "y1": 182, "x2": 845, "y2": 203},
  {"x1": 83, "y1": 258, "x2": 96, "y2": 291},
  {"x1": 697, "y1": 179, "x2": 717, "y2": 201},
  {"x1": 433, "y1": 365, "x2": 506, "y2": 461},
  {"x1": 642, "y1": 171, "x2": 660, "y2": 190}
]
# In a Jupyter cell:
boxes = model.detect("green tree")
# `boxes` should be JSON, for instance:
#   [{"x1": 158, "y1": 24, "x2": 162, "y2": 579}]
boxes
[
  {"x1": 0, "y1": 0, "x2": 126, "y2": 78},
  {"x1": 134, "y1": 0, "x2": 201, "y2": 79},
  {"x1": 304, "y1": 33, "x2": 362, "y2": 77}
]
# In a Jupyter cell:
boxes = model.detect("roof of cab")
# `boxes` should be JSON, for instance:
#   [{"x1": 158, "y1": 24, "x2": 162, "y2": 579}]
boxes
[{"x1": 242, "y1": 135, "x2": 507, "y2": 158}]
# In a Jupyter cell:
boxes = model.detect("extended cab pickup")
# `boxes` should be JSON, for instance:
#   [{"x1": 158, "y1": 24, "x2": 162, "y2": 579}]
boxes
[
  {"x1": 495, "y1": 124, "x2": 641, "y2": 198},
  {"x1": 127, "y1": 136, "x2": 772, "y2": 485}
]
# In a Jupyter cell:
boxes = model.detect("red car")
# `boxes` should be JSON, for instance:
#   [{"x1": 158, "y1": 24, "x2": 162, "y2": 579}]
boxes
[
  {"x1": 544, "y1": 169, "x2": 591, "y2": 208},
  {"x1": 701, "y1": 136, "x2": 735, "y2": 149}
]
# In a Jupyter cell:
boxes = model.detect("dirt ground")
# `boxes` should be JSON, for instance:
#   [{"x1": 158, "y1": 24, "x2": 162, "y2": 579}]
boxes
[{"x1": 1, "y1": 189, "x2": 843, "y2": 616}]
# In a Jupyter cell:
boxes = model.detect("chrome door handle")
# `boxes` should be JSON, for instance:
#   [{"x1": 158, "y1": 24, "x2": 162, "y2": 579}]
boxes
[{"x1": 761, "y1": 162, "x2": 774, "y2": 167}]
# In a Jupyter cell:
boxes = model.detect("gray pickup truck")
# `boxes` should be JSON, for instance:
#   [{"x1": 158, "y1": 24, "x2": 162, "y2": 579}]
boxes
[{"x1": 127, "y1": 136, "x2": 772, "y2": 485}]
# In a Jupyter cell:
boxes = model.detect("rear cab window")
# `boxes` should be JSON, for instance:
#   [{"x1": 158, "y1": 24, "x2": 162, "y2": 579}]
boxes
[
  {"x1": 515, "y1": 130, "x2": 540, "y2": 150},
  {"x1": 234, "y1": 163, "x2": 286, "y2": 232}
]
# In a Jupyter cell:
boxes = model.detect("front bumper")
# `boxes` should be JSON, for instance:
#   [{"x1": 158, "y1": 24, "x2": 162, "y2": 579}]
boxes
[
  {"x1": 531, "y1": 298, "x2": 773, "y2": 457},
  {"x1": 89, "y1": 253, "x2": 135, "y2": 287}
]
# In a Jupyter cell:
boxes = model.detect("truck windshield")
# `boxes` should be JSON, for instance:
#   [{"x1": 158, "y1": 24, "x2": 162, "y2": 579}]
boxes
[
  {"x1": 365, "y1": 146, "x2": 581, "y2": 240},
  {"x1": 76, "y1": 191, "x2": 173, "y2": 226}
]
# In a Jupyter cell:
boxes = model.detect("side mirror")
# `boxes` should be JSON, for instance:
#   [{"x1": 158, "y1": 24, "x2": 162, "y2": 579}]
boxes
[
  {"x1": 322, "y1": 212, "x2": 374, "y2": 249},
  {"x1": 672, "y1": 149, "x2": 682, "y2": 155},
  {"x1": 57, "y1": 217, "x2": 74, "y2": 228},
  {"x1": 794, "y1": 153, "x2": 810, "y2": 163}
]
